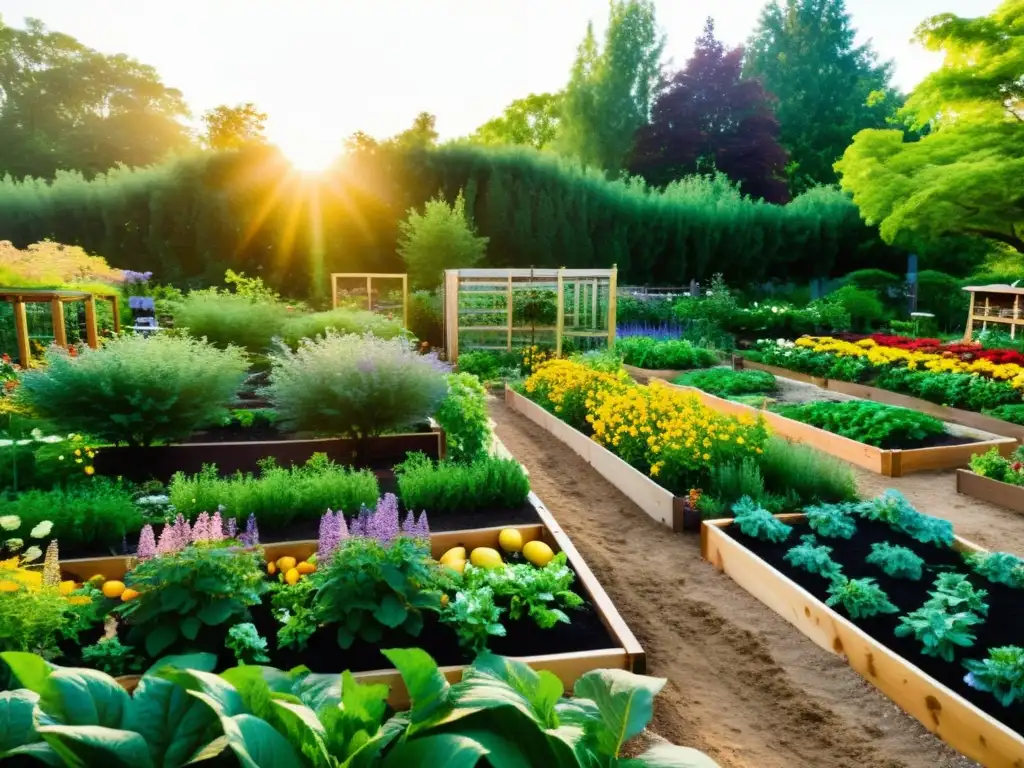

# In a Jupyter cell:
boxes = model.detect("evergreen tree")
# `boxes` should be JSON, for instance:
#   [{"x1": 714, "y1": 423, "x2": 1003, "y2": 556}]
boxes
[{"x1": 397, "y1": 190, "x2": 489, "y2": 289}]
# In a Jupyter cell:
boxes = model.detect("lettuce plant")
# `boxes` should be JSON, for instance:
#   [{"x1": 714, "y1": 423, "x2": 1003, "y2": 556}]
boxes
[
  {"x1": 440, "y1": 587, "x2": 506, "y2": 653},
  {"x1": 462, "y1": 552, "x2": 585, "y2": 630},
  {"x1": 965, "y1": 551, "x2": 1024, "y2": 589},
  {"x1": 865, "y1": 542, "x2": 924, "y2": 580},
  {"x1": 895, "y1": 605, "x2": 982, "y2": 662},
  {"x1": 964, "y1": 646, "x2": 1024, "y2": 707},
  {"x1": 731, "y1": 496, "x2": 792, "y2": 543},
  {"x1": 225, "y1": 622, "x2": 270, "y2": 665},
  {"x1": 804, "y1": 502, "x2": 857, "y2": 539},
  {"x1": 853, "y1": 490, "x2": 953, "y2": 547},
  {"x1": 783, "y1": 535, "x2": 842, "y2": 579},
  {"x1": 825, "y1": 576, "x2": 898, "y2": 619},
  {"x1": 930, "y1": 573, "x2": 989, "y2": 616}
]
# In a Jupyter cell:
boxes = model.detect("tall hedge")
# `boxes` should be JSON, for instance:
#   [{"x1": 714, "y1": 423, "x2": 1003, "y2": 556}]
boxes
[{"x1": 0, "y1": 143, "x2": 904, "y2": 299}]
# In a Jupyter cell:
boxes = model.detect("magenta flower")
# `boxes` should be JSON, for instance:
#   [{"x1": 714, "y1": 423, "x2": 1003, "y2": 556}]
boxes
[
  {"x1": 172, "y1": 514, "x2": 192, "y2": 550},
  {"x1": 137, "y1": 525, "x2": 157, "y2": 561}
]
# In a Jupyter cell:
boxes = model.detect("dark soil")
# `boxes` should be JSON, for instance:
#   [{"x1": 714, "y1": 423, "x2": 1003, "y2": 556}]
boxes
[
  {"x1": 724, "y1": 518, "x2": 1024, "y2": 736},
  {"x1": 181, "y1": 424, "x2": 287, "y2": 443}
]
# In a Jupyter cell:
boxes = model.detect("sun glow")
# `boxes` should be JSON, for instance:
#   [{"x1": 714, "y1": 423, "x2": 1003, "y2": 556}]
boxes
[{"x1": 275, "y1": 131, "x2": 341, "y2": 173}]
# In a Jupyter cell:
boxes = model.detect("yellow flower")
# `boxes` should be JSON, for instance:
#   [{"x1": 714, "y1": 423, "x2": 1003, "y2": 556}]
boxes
[
  {"x1": 702, "y1": 453, "x2": 710, "y2": 460},
  {"x1": 74, "y1": 449, "x2": 81, "y2": 457},
  {"x1": 736, "y1": 436, "x2": 745, "y2": 445},
  {"x1": 84, "y1": 466, "x2": 95, "y2": 476}
]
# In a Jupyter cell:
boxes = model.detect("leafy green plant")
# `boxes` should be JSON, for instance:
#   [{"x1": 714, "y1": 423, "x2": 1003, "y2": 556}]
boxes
[
  {"x1": 456, "y1": 350, "x2": 522, "y2": 381},
  {"x1": 395, "y1": 452, "x2": 530, "y2": 512},
  {"x1": 398, "y1": 189, "x2": 489, "y2": 289},
  {"x1": 434, "y1": 372, "x2": 491, "y2": 462},
  {"x1": 0, "y1": 588, "x2": 83, "y2": 659},
  {"x1": 775, "y1": 400, "x2": 946, "y2": 449},
  {"x1": 312, "y1": 536, "x2": 445, "y2": 650},
  {"x1": 282, "y1": 307, "x2": 404, "y2": 348},
  {"x1": 964, "y1": 646, "x2": 1024, "y2": 707},
  {"x1": 783, "y1": 535, "x2": 842, "y2": 579},
  {"x1": 440, "y1": 586, "x2": 506, "y2": 653},
  {"x1": 805, "y1": 503, "x2": 858, "y2": 539},
  {"x1": 895, "y1": 604, "x2": 982, "y2": 662},
  {"x1": 827, "y1": 285, "x2": 885, "y2": 331},
  {"x1": 573, "y1": 349, "x2": 624, "y2": 373},
  {"x1": 731, "y1": 496, "x2": 792, "y2": 543},
  {"x1": 930, "y1": 573, "x2": 990, "y2": 616},
  {"x1": 854, "y1": 490, "x2": 954, "y2": 547},
  {"x1": 225, "y1": 622, "x2": 270, "y2": 665},
  {"x1": 117, "y1": 543, "x2": 269, "y2": 659},
  {"x1": 709, "y1": 457, "x2": 789, "y2": 512},
  {"x1": 825, "y1": 576, "x2": 898, "y2": 619},
  {"x1": 174, "y1": 289, "x2": 291, "y2": 353},
  {"x1": 982, "y1": 404, "x2": 1024, "y2": 427},
  {"x1": 674, "y1": 368, "x2": 775, "y2": 397},
  {"x1": 80, "y1": 637, "x2": 142, "y2": 677},
  {"x1": 270, "y1": 577, "x2": 319, "y2": 652},
  {"x1": 757, "y1": 437, "x2": 858, "y2": 505},
  {"x1": 263, "y1": 331, "x2": 448, "y2": 436},
  {"x1": 615, "y1": 336, "x2": 718, "y2": 370},
  {"x1": 965, "y1": 551, "x2": 1024, "y2": 588},
  {"x1": 865, "y1": 542, "x2": 925, "y2": 580}
]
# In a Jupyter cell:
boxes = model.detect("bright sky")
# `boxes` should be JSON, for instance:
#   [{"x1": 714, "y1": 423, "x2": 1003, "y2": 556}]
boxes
[{"x1": 1, "y1": 0, "x2": 1000, "y2": 167}]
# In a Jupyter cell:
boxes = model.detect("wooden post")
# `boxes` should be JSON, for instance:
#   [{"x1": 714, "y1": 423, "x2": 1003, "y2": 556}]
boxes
[
  {"x1": 51, "y1": 298, "x2": 67, "y2": 348},
  {"x1": 110, "y1": 295, "x2": 121, "y2": 334},
  {"x1": 401, "y1": 274, "x2": 409, "y2": 331},
  {"x1": 608, "y1": 267, "x2": 618, "y2": 348},
  {"x1": 573, "y1": 278, "x2": 582, "y2": 328},
  {"x1": 555, "y1": 268, "x2": 565, "y2": 358},
  {"x1": 84, "y1": 295, "x2": 99, "y2": 349},
  {"x1": 591, "y1": 279, "x2": 597, "y2": 327},
  {"x1": 331, "y1": 274, "x2": 338, "y2": 309},
  {"x1": 366, "y1": 276, "x2": 373, "y2": 312},
  {"x1": 444, "y1": 271, "x2": 460, "y2": 363},
  {"x1": 964, "y1": 290, "x2": 975, "y2": 342},
  {"x1": 1014, "y1": 296, "x2": 1020, "y2": 340},
  {"x1": 12, "y1": 299, "x2": 30, "y2": 367},
  {"x1": 506, "y1": 274, "x2": 514, "y2": 352}
]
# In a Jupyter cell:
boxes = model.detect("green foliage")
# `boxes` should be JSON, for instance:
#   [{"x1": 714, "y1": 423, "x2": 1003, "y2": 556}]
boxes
[
  {"x1": 312, "y1": 536, "x2": 445, "y2": 650},
  {"x1": 710, "y1": 458, "x2": 782, "y2": 512},
  {"x1": 930, "y1": 573, "x2": 989, "y2": 617},
  {"x1": 731, "y1": 496, "x2": 792, "y2": 543},
  {"x1": 439, "y1": 587, "x2": 506, "y2": 653},
  {"x1": 117, "y1": 544, "x2": 269, "y2": 659},
  {"x1": 804, "y1": 503, "x2": 857, "y2": 539},
  {"x1": 470, "y1": 92, "x2": 562, "y2": 150},
  {"x1": 573, "y1": 349, "x2": 624, "y2": 373},
  {"x1": 825, "y1": 576, "x2": 898, "y2": 619},
  {"x1": 408, "y1": 289, "x2": 444, "y2": 348},
  {"x1": 674, "y1": 368, "x2": 775, "y2": 397},
  {"x1": 434, "y1": 373, "x2": 490, "y2": 463},
  {"x1": 616, "y1": 336, "x2": 718, "y2": 370},
  {"x1": 202, "y1": 103, "x2": 267, "y2": 149},
  {"x1": 844, "y1": 269, "x2": 901, "y2": 296},
  {"x1": 395, "y1": 453, "x2": 530, "y2": 513},
  {"x1": 853, "y1": 489, "x2": 955, "y2": 547},
  {"x1": 964, "y1": 646, "x2": 1024, "y2": 708},
  {"x1": 281, "y1": 307, "x2": 405, "y2": 348},
  {"x1": 174, "y1": 291, "x2": 291, "y2": 354},
  {"x1": 969, "y1": 447, "x2": 1022, "y2": 484},
  {"x1": 456, "y1": 350, "x2": 520, "y2": 382},
  {"x1": 865, "y1": 542, "x2": 925, "y2": 581},
  {"x1": 826, "y1": 285, "x2": 885, "y2": 331},
  {"x1": 775, "y1": 400, "x2": 946, "y2": 449},
  {"x1": 895, "y1": 602, "x2": 983, "y2": 663},
  {"x1": 16, "y1": 334, "x2": 248, "y2": 448},
  {"x1": 80, "y1": 638, "x2": 142, "y2": 677},
  {"x1": 783, "y1": 534, "x2": 843, "y2": 579},
  {"x1": 982, "y1": 405, "x2": 1024, "y2": 427},
  {"x1": 917, "y1": 270, "x2": 969, "y2": 332},
  {"x1": 397, "y1": 189, "x2": 489, "y2": 289},
  {"x1": 225, "y1": 623, "x2": 270, "y2": 665},
  {"x1": 875, "y1": 366, "x2": 1021, "y2": 412},
  {"x1": 169, "y1": 455, "x2": 380, "y2": 532},
  {"x1": 965, "y1": 551, "x2": 1024, "y2": 589},
  {"x1": 0, "y1": 588, "x2": 89, "y2": 659},
  {"x1": 757, "y1": 437, "x2": 858, "y2": 505},
  {"x1": 263, "y1": 332, "x2": 448, "y2": 436}
]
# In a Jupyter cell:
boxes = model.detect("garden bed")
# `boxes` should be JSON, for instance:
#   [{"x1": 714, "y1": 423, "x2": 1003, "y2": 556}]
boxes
[
  {"x1": 957, "y1": 469, "x2": 1024, "y2": 514},
  {"x1": 667, "y1": 381, "x2": 1016, "y2": 477},
  {"x1": 701, "y1": 513, "x2": 1024, "y2": 767},
  {"x1": 62, "y1": 494, "x2": 645, "y2": 706},
  {"x1": 621, "y1": 363, "x2": 683, "y2": 383},
  {"x1": 505, "y1": 385, "x2": 695, "y2": 531}
]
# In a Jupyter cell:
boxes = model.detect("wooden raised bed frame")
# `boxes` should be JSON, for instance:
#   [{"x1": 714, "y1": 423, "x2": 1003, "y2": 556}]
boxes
[
  {"x1": 957, "y1": 469, "x2": 1024, "y2": 514},
  {"x1": 702, "y1": 515, "x2": 1024, "y2": 767},
  {"x1": 664, "y1": 379, "x2": 1016, "y2": 477},
  {"x1": 61, "y1": 494, "x2": 644, "y2": 707},
  {"x1": 505, "y1": 386, "x2": 694, "y2": 532},
  {"x1": 621, "y1": 363, "x2": 682, "y2": 383},
  {"x1": 736, "y1": 356, "x2": 1024, "y2": 443}
]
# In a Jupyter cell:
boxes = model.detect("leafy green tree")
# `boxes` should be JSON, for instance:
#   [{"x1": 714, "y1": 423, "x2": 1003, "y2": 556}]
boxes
[
  {"x1": 0, "y1": 16, "x2": 191, "y2": 179},
  {"x1": 470, "y1": 92, "x2": 562, "y2": 150},
  {"x1": 397, "y1": 189, "x2": 489, "y2": 289},
  {"x1": 744, "y1": 0, "x2": 900, "y2": 191},
  {"x1": 394, "y1": 111, "x2": 439, "y2": 150},
  {"x1": 836, "y1": 0, "x2": 1024, "y2": 254},
  {"x1": 558, "y1": 0, "x2": 664, "y2": 175},
  {"x1": 201, "y1": 103, "x2": 267, "y2": 149}
]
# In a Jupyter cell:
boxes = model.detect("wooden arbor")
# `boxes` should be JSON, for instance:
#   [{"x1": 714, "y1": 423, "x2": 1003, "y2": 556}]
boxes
[
  {"x1": 330, "y1": 273, "x2": 409, "y2": 329},
  {"x1": 962, "y1": 284, "x2": 1024, "y2": 341},
  {"x1": 443, "y1": 268, "x2": 617, "y2": 364},
  {"x1": 1, "y1": 288, "x2": 120, "y2": 366}
]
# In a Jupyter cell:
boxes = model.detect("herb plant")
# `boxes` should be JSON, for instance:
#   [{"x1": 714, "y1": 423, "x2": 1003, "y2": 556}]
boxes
[
  {"x1": 865, "y1": 542, "x2": 925, "y2": 580},
  {"x1": 965, "y1": 551, "x2": 1024, "y2": 589},
  {"x1": 825, "y1": 576, "x2": 898, "y2": 619},
  {"x1": 964, "y1": 646, "x2": 1024, "y2": 707},
  {"x1": 731, "y1": 496, "x2": 792, "y2": 543},
  {"x1": 434, "y1": 372, "x2": 491, "y2": 462},
  {"x1": 774, "y1": 400, "x2": 946, "y2": 449},
  {"x1": 784, "y1": 535, "x2": 842, "y2": 579},
  {"x1": 395, "y1": 452, "x2": 530, "y2": 512},
  {"x1": 225, "y1": 622, "x2": 270, "y2": 665},
  {"x1": 805, "y1": 502, "x2": 858, "y2": 539},
  {"x1": 757, "y1": 437, "x2": 858, "y2": 505},
  {"x1": 440, "y1": 587, "x2": 506, "y2": 653},
  {"x1": 674, "y1": 368, "x2": 776, "y2": 397},
  {"x1": 80, "y1": 637, "x2": 142, "y2": 677}
]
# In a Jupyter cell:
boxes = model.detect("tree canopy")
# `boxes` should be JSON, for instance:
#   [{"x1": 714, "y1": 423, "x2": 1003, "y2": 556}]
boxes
[
  {"x1": 470, "y1": 92, "x2": 562, "y2": 151},
  {"x1": 201, "y1": 103, "x2": 267, "y2": 150},
  {"x1": 835, "y1": 0, "x2": 1024, "y2": 254},
  {"x1": 629, "y1": 18, "x2": 788, "y2": 202}
]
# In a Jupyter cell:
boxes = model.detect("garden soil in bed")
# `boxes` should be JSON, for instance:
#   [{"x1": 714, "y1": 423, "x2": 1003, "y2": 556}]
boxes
[{"x1": 723, "y1": 518, "x2": 1024, "y2": 736}]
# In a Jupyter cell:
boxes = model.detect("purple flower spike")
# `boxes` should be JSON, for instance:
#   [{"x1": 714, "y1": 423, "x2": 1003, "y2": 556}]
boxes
[
  {"x1": 210, "y1": 511, "x2": 224, "y2": 541},
  {"x1": 137, "y1": 525, "x2": 157, "y2": 561},
  {"x1": 192, "y1": 511, "x2": 211, "y2": 542},
  {"x1": 172, "y1": 514, "x2": 192, "y2": 550},
  {"x1": 241, "y1": 514, "x2": 259, "y2": 547},
  {"x1": 414, "y1": 511, "x2": 430, "y2": 540},
  {"x1": 156, "y1": 523, "x2": 178, "y2": 555},
  {"x1": 337, "y1": 511, "x2": 349, "y2": 540},
  {"x1": 401, "y1": 510, "x2": 416, "y2": 535},
  {"x1": 226, "y1": 517, "x2": 238, "y2": 540},
  {"x1": 318, "y1": 510, "x2": 342, "y2": 562},
  {"x1": 369, "y1": 493, "x2": 400, "y2": 545}
]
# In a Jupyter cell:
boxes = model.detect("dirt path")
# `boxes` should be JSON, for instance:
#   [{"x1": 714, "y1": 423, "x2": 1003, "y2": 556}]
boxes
[{"x1": 490, "y1": 396, "x2": 973, "y2": 768}]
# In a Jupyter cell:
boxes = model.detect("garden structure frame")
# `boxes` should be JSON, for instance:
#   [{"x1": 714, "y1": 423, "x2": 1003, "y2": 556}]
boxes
[
  {"x1": 963, "y1": 284, "x2": 1024, "y2": 342},
  {"x1": 0, "y1": 287, "x2": 120, "y2": 366},
  {"x1": 443, "y1": 267, "x2": 617, "y2": 364},
  {"x1": 330, "y1": 272, "x2": 409, "y2": 330}
]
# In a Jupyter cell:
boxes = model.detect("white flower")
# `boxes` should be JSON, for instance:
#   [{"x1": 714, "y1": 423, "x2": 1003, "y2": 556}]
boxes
[
  {"x1": 770, "y1": 307, "x2": 779, "y2": 313},
  {"x1": 21, "y1": 546, "x2": 42, "y2": 563},
  {"x1": 29, "y1": 521, "x2": 53, "y2": 538},
  {"x1": 37, "y1": 435, "x2": 63, "y2": 444},
  {"x1": 0, "y1": 515, "x2": 20, "y2": 531}
]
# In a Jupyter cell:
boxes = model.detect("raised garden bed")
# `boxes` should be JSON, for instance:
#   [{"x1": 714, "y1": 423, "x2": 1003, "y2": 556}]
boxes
[
  {"x1": 736, "y1": 356, "x2": 1024, "y2": 443},
  {"x1": 957, "y1": 469, "x2": 1024, "y2": 514},
  {"x1": 621, "y1": 363, "x2": 683, "y2": 383},
  {"x1": 505, "y1": 385, "x2": 695, "y2": 532},
  {"x1": 701, "y1": 513, "x2": 1024, "y2": 767},
  {"x1": 61, "y1": 494, "x2": 644, "y2": 707},
  {"x1": 667, "y1": 381, "x2": 1015, "y2": 477}
]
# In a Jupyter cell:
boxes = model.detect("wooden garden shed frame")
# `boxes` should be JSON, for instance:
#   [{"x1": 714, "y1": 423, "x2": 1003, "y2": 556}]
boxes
[
  {"x1": 330, "y1": 273, "x2": 409, "y2": 329},
  {"x1": 1, "y1": 288, "x2": 120, "y2": 367},
  {"x1": 443, "y1": 267, "x2": 617, "y2": 364},
  {"x1": 962, "y1": 284, "x2": 1024, "y2": 341}
]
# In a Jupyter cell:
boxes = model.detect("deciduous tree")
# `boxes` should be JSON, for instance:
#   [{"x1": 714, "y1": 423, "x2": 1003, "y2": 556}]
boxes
[
  {"x1": 470, "y1": 92, "x2": 561, "y2": 150},
  {"x1": 397, "y1": 190, "x2": 489, "y2": 289},
  {"x1": 201, "y1": 103, "x2": 267, "y2": 150}
]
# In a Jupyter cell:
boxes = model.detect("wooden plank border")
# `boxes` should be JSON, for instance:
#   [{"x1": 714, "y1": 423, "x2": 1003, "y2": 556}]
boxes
[
  {"x1": 701, "y1": 516, "x2": 1022, "y2": 767},
  {"x1": 621, "y1": 364, "x2": 683, "y2": 383},
  {"x1": 956, "y1": 469, "x2": 1024, "y2": 514}
]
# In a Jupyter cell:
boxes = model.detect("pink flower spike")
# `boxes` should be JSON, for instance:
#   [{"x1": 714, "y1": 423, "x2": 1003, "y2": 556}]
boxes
[
  {"x1": 209, "y1": 511, "x2": 224, "y2": 541},
  {"x1": 136, "y1": 525, "x2": 157, "y2": 561},
  {"x1": 192, "y1": 511, "x2": 211, "y2": 542},
  {"x1": 156, "y1": 524, "x2": 177, "y2": 555}
]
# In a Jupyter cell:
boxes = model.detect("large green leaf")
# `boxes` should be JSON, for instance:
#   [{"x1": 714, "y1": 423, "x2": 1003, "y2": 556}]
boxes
[
  {"x1": 196, "y1": 599, "x2": 236, "y2": 626},
  {"x1": 295, "y1": 670, "x2": 342, "y2": 714},
  {"x1": 318, "y1": 671, "x2": 392, "y2": 763},
  {"x1": 272, "y1": 699, "x2": 330, "y2": 765},
  {"x1": 146, "y1": 624, "x2": 180, "y2": 658},
  {"x1": 1, "y1": 652, "x2": 52, "y2": 695},
  {"x1": 619, "y1": 743, "x2": 721, "y2": 767},
  {"x1": 3, "y1": 741, "x2": 62, "y2": 765},
  {"x1": 0, "y1": 689, "x2": 39, "y2": 753},
  {"x1": 573, "y1": 669, "x2": 665, "y2": 759},
  {"x1": 129, "y1": 675, "x2": 222, "y2": 768},
  {"x1": 41, "y1": 668, "x2": 133, "y2": 728},
  {"x1": 340, "y1": 670, "x2": 388, "y2": 729},
  {"x1": 460, "y1": 653, "x2": 563, "y2": 727},
  {"x1": 37, "y1": 724, "x2": 156, "y2": 768},
  {"x1": 381, "y1": 648, "x2": 451, "y2": 736},
  {"x1": 158, "y1": 669, "x2": 245, "y2": 718},
  {"x1": 380, "y1": 733, "x2": 487, "y2": 767},
  {"x1": 144, "y1": 654, "x2": 218, "y2": 677},
  {"x1": 218, "y1": 713, "x2": 306, "y2": 768}
]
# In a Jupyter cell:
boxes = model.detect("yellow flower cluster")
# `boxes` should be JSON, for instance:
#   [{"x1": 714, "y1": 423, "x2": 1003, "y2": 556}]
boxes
[
  {"x1": 795, "y1": 336, "x2": 1024, "y2": 389},
  {"x1": 520, "y1": 345, "x2": 552, "y2": 376}
]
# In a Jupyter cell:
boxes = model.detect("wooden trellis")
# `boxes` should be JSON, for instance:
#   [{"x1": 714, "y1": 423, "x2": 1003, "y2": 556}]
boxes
[
  {"x1": 1, "y1": 288, "x2": 120, "y2": 367},
  {"x1": 443, "y1": 267, "x2": 617, "y2": 364},
  {"x1": 330, "y1": 273, "x2": 409, "y2": 329}
]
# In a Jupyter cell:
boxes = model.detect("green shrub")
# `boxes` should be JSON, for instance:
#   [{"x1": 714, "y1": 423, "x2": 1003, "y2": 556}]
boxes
[
  {"x1": 174, "y1": 291, "x2": 290, "y2": 353},
  {"x1": 827, "y1": 285, "x2": 885, "y2": 331},
  {"x1": 675, "y1": 368, "x2": 775, "y2": 397},
  {"x1": 615, "y1": 336, "x2": 717, "y2": 369},
  {"x1": 876, "y1": 367, "x2": 1021, "y2": 412},
  {"x1": 844, "y1": 269, "x2": 901, "y2": 297},
  {"x1": 263, "y1": 332, "x2": 448, "y2": 436},
  {"x1": 969, "y1": 447, "x2": 1016, "y2": 483},
  {"x1": 408, "y1": 289, "x2": 444, "y2": 347},
  {"x1": 435, "y1": 373, "x2": 490, "y2": 463},
  {"x1": 397, "y1": 189, "x2": 488, "y2": 290},
  {"x1": 168, "y1": 454, "x2": 380, "y2": 532},
  {"x1": 758, "y1": 437, "x2": 858, "y2": 504},
  {"x1": 775, "y1": 400, "x2": 946, "y2": 449},
  {"x1": 16, "y1": 335, "x2": 248, "y2": 447},
  {"x1": 457, "y1": 350, "x2": 506, "y2": 381},
  {"x1": 281, "y1": 307, "x2": 404, "y2": 348},
  {"x1": 983, "y1": 404, "x2": 1024, "y2": 426},
  {"x1": 917, "y1": 270, "x2": 969, "y2": 332},
  {"x1": 395, "y1": 453, "x2": 530, "y2": 512}
]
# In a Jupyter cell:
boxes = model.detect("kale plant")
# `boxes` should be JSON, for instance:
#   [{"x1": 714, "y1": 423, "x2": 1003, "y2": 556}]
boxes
[
  {"x1": 805, "y1": 503, "x2": 857, "y2": 539},
  {"x1": 865, "y1": 542, "x2": 925, "y2": 580},
  {"x1": 895, "y1": 604, "x2": 982, "y2": 662},
  {"x1": 226, "y1": 622, "x2": 270, "y2": 665},
  {"x1": 931, "y1": 573, "x2": 990, "y2": 616},
  {"x1": 853, "y1": 490, "x2": 953, "y2": 547},
  {"x1": 964, "y1": 646, "x2": 1024, "y2": 707},
  {"x1": 732, "y1": 496, "x2": 792, "y2": 543},
  {"x1": 783, "y1": 535, "x2": 843, "y2": 579},
  {"x1": 965, "y1": 551, "x2": 1024, "y2": 589},
  {"x1": 825, "y1": 576, "x2": 898, "y2": 619}
]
